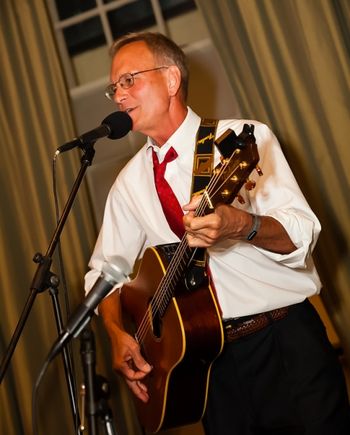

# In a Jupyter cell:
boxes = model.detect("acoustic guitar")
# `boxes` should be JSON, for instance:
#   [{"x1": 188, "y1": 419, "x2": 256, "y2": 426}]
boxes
[{"x1": 120, "y1": 125, "x2": 260, "y2": 433}]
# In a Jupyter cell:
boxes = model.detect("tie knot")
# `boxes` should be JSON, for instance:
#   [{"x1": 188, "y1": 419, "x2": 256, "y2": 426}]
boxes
[
  {"x1": 164, "y1": 147, "x2": 178, "y2": 164},
  {"x1": 152, "y1": 147, "x2": 178, "y2": 170}
]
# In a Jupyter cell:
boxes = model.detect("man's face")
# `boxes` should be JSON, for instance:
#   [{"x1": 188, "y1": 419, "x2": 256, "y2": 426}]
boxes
[{"x1": 110, "y1": 41, "x2": 172, "y2": 137}]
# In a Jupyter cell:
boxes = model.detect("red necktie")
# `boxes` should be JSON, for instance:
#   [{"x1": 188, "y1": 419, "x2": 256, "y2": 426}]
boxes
[{"x1": 152, "y1": 147, "x2": 185, "y2": 239}]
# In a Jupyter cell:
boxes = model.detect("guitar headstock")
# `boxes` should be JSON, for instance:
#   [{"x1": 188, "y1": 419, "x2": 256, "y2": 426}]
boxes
[{"x1": 200, "y1": 125, "x2": 261, "y2": 215}]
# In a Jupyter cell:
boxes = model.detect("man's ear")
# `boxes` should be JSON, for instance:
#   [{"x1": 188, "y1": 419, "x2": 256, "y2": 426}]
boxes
[{"x1": 167, "y1": 65, "x2": 182, "y2": 97}]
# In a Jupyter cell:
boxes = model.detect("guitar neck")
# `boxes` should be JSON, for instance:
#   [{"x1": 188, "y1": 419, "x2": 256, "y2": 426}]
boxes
[
  {"x1": 152, "y1": 142, "x2": 260, "y2": 316},
  {"x1": 135, "y1": 124, "x2": 260, "y2": 347}
]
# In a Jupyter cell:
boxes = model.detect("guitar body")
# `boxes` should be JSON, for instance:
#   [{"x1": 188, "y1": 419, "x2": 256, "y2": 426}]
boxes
[{"x1": 120, "y1": 244, "x2": 224, "y2": 433}]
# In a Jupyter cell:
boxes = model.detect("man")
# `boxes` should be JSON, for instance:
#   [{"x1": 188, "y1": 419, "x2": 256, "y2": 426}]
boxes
[{"x1": 84, "y1": 32, "x2": 350, "y2": 434}]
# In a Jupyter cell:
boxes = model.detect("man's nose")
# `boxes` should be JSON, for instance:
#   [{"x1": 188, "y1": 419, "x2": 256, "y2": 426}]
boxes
[{"x1": 114, "y1": 85, "x2": 128, "y2": 105}]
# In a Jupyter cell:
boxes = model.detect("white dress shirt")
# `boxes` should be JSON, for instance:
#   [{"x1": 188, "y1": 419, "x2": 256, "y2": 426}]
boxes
[{"x1": 84, "y1": 108, "x2": 321, "y2": 319}]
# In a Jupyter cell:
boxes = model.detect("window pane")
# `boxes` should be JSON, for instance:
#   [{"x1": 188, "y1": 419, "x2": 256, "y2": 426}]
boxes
[
  {"x1": 55, "y1": 0, "x2": 96, "y2": 20},
  {"x1": 107, "y1": 0, "x2": 156, "y2": 40},
  {"x1": 160, "y1": 0, "x2": 196, "y2": 19},
  {"x1": 63, "y1": 16, "x2": 106, "y2": 56}
]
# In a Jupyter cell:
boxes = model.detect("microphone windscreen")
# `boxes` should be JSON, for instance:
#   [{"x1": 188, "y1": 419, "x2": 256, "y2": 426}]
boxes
[{"x1": 102, "y1": 111, "x2": 133, "y2": 139}]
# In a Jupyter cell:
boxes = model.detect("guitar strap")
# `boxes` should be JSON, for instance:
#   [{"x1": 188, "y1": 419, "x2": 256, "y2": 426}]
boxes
[
  {"x1": 186, "y1": 119, "x2": 218, "y2": 288},
  {"x1": 191, "y1": 118, "x2": 218, "y2": 196}
]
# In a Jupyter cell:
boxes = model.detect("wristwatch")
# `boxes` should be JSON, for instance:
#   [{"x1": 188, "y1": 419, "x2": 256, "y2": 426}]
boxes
[{"x1": 246, "y1": 214, "x2": 261, "y2": 241}]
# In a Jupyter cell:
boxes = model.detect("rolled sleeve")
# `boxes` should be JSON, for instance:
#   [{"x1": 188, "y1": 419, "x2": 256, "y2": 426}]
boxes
[
  {"x1": 255, "y1": 209, "x2": 321, "y2": 268},
  {"x1": 247, "y1": 122, "x2": 321, "y2": 269}
]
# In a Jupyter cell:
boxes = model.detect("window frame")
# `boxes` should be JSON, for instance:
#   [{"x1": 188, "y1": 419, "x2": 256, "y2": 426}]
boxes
[{"x1": 46, "y1": 0, "x2": 168, "y2": 90}]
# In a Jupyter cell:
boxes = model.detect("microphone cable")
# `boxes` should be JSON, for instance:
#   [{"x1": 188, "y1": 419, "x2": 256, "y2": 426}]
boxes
[{"x1": 31, "y1": 153, "x2": 81, "y2": 435}]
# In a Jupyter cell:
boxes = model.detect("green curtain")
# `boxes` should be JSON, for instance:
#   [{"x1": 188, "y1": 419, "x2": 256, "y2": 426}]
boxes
[
  {"x1": 0, "y1": 2, "x2": 200, "y2": 434},
  {"x1": 196, "y1": 0, "x2": 350, "y2": 352},
  {"x1": 0, "y1": 1, "x2": 99, "y2": 434}
]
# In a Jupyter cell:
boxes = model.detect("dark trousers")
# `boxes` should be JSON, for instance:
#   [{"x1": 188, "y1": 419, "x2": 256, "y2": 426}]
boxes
[{"x1": 203, "y1": 300, "x2": 350, "y2": 435}]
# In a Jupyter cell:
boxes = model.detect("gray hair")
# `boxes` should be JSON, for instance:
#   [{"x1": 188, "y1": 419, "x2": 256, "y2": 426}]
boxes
[{"x1": 110, "y1": 32, "x2": 189, "y2": 102}]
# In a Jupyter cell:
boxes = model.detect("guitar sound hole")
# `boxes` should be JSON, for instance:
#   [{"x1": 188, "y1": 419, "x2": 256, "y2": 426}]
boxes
[{"x1": 150, "y1": 299, "x2": 162, "y2": 339}]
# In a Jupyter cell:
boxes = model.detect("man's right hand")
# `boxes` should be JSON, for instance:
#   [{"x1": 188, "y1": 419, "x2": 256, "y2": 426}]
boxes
[
  {"x1": 98, "y1": 290, "x2": 152, "y2": 403},
  {"x1": 110, "y1": 327, "x2": 152, "y2": 402}
]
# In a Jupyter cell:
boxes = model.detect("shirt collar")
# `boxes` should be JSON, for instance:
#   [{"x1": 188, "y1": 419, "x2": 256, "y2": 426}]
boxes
[{"x1": 146, "y1": 107, "x2": 201, "y2": 163}]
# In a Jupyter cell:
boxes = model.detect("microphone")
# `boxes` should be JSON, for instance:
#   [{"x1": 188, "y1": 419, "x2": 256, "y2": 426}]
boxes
[
  {"x1": 55, "y1": 111, "x2": 132, "y2": 155},
  {"x1": 47, "y1": 260, "x2": 128, "y2": 362}
]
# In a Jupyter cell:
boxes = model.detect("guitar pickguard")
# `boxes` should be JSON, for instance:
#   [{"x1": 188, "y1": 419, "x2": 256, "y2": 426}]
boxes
[{"x1": 156, "y1": 243, "x2": 208, "y2": 291}]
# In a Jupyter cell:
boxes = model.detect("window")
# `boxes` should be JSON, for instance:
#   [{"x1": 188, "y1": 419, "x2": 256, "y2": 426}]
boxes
[{"x1": 46, "y1": 0, "x2": 207, "y2": 89}]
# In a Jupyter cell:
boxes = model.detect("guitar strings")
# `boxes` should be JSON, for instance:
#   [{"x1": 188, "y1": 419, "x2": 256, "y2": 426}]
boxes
[
  {"x1": 135, "y1": 152, "x2": 239, "y2": 343},
  {"x1": 135, "y1": 154, "x2": 235, "y2": 343},
  {"x1": 135, "y1": 155, "x2": 236, "y2": 343}
]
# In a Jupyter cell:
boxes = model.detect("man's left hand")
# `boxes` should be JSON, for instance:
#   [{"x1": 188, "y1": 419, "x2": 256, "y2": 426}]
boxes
[{"x1": 182, "y1": 195, "x2": 250, "y2": 247}]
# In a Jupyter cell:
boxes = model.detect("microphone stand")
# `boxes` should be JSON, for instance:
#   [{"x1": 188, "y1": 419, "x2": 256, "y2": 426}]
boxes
[
  {"x1": 80, "y1": 327, "x2": 118, "y2": 435},
  {"x1": 0, "y1": 144, "x2": 97, "y2": 434},
  {"x1": 80, "y1": 327, "x2": 98, "y2": 435},
  {"x1": 95, "y1": 375, "x2": 118, "y2": 435}
]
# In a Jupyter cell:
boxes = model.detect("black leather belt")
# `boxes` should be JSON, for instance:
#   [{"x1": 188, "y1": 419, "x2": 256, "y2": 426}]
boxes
[{"x1": 223, "y1": 306, "x2": 289, "y2": 342}]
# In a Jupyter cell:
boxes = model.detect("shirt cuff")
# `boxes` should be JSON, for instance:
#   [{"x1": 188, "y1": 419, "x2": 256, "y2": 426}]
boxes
[{"x1": 254, "y1": 210, "x2": 320, "y2": 268}]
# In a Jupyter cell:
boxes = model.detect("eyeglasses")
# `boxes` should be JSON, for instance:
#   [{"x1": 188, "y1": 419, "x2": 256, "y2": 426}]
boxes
[{"x1": 105, "y1": 66, "x2": 169, "y2": 100}]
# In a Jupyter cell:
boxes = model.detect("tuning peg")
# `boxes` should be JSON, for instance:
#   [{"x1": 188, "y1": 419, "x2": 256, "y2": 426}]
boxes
[
  {"x1": 255, "y1": 165, "x2": 263, "y2": 176},
  {"x1": 236, "y1": 194, "x2": 245, "y2": 204},
  {"x1": 221, "y1": 189, "x2": 232, "y2": 200},
  {"x1": 245, "y1": 179, "x2": 256, "y2": 190}
]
